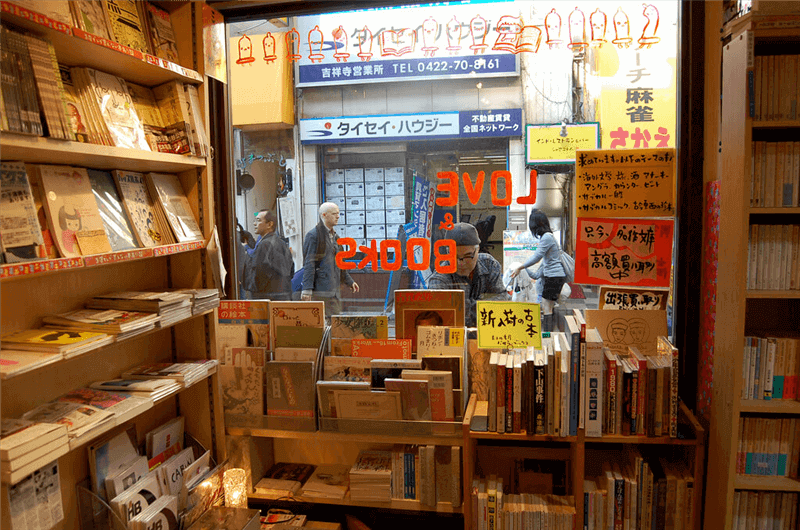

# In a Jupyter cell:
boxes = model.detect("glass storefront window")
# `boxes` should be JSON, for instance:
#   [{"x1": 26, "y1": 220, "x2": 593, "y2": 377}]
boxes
[{"x1": 228, "y1": 0, "x2": 680, "y2": 330}]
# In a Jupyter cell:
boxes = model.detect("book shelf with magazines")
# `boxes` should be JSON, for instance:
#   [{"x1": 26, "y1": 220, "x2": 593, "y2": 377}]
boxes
[
  {"x1": 704, "y1": 14, "x2": 800, "y2": 530},
  {"x1": 0, "y1": 3, "x2": 225, "y2": 530}
]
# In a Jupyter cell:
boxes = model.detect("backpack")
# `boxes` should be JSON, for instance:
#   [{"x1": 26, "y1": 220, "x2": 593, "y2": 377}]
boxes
[{"x1": 559, "y1": 250, "x2": 575, "y2": 283}]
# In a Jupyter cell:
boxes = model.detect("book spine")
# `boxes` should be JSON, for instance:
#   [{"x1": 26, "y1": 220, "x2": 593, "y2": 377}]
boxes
[
  {"x1": 579, "y1": 340, "x2": 587, "y2": 430},
  {"x1": 505, "y1": 360, "x2": 514, "y2": 433},
  {"x1": 631, "y1": 369, "x2": 639, "y2": 436},
  {"x1": 637, "y1": 360, "x2": 647, "y2": 436},
  {"x1": 622, "y1": 367, "x2": 632, "y2": 436},
  {"x1": 764, "y1": 339, "x2": 776, "y2": 400},
  {"x1": 585, "y1": 346, "x2": 603, "y2": 438},
  {"x1": 534, "y1": 362, "x2": 546, "y2": 435},
  {"x1": 608, "y1": 358, "x2": 618, "y2": 435},
  {"x1": 513, "y1": 358, "x2": 522, "y2": 434},
  {"x1": 497, "y1": 360, "x2": 505, "y2": 434},
  {"x1": 570, "y1": 332, "x2": 580, "y2": 436},
  {"x1": 669, "y1": 349, "x2": 679, "y2": 438},
  {"x1": 614, "y1": 476, "x2": 624, "y2": 530},
  {"x1": 488, "y1": 357, "x2": 497, "y2": 432},
  {"x1": 451, "y1": 446, "x2": 462, "y2": 508}
]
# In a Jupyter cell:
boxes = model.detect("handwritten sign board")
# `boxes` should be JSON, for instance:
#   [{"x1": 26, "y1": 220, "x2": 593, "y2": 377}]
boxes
[
  {"x1": 526, "y1": 122, "x2": 600, "y2": 164},
  {"x1": 585, "y1": 309, "x2": 668, "y2": 358},
  {"x1": 576, "y1": 148, "x2": 676, "y2": 218},
  {"x1": 476, "y1": 301, "x2": 541, "y2": 350},
  {"x1": 598, "y1": 287, "x2": 669, "y2": 310},
  {"x1": 575, "y1": 218, "x2": 673, "y2": 288}
]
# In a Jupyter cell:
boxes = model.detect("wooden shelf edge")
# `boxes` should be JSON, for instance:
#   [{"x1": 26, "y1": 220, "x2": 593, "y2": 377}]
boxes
[
  {"x1": 752, "y1": 120, "x2": 800, "y2": 129},
  {"x1": 0, "y1": 2, "x2": 202, "y2": 85},
  {"x1": 740, "y1": 400, "x2": 800, "y2": 413},
  {"x1": 1, "y1": 309, "x2": 216, "y2": 382},
  {"x1": 226, "y1": 423, "x2": 463, "y2": 446},
  {"x1": 248, "y1": 492, "x2": 463, "y2": 514},
  {"x1": 745, "y1": 290, "x2": 800, "y2": 299},
  {"x1": 1, "y1": 133, "x2": 206, "y2": 173},
  {"x1": 748, "y1": 206, "x2": 800, "y2": 214},
  {"x1": 734, "y1": 475, "x2": 800, "y2": 492},
  {"x1": 1, "y1": 241, "x2": 205, "y2": 281}
]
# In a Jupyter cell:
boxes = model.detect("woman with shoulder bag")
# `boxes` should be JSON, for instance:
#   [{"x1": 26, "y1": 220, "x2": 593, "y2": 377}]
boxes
[{"x1": 509, "y1": 209, "x2": 567, "y2": 332}]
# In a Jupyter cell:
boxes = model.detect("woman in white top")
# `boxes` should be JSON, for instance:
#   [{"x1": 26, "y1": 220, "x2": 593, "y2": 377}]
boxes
[{"x1": 509, "y1": 209, "x2": 566, "y2": 332}]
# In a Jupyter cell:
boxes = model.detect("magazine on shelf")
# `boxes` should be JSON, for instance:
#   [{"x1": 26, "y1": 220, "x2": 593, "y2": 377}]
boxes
[
  {"x1": 87, "y1": 169, "x2": 140, "y2": 252},
  {"x1": 0, "y1": 161, "x2": 45, "y2": 263},
  {"x1": 0, "y1": 350, "x2": 63, "y2": 380}
]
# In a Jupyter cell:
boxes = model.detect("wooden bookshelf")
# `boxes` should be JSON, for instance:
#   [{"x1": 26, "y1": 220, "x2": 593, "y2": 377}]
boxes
[{"x1": 734, "y1": 476, "x2": 800, "y2": 492}]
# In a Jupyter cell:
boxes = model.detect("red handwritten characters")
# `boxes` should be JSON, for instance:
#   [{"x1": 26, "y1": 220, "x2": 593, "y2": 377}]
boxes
[
  {"x1": 262, "y1": 33, "x2": 276, "y2": 63},
  {"x1": 638, "y1": 4, "x2": 661, "y2": 48},
  {"x1": 612, "y1": 7, "x2": 633, "y2": 49},
  {"x1": 469, "y1": 15, "x2": 488, "y2": 55},
  {"x1": 357, "y1": 26, "x2": 373, "y2": 61},
  {"x1": 421, "y1": 17, "x2": 439, "y2": 57},
  {"x1": 380, "y1": 28, "x2": 416, "y2": 57},
  {"x1": 235, "y1": 34, "x2": 255, "y2": 64},
  {"x1": 308, "y1": 25, "x2": 325, "y2": 63},
  {"x1": 568, "y1": 7, "x2": 588, "y2": 52},
  {"x1": 590, "y1": 9, "x2": 608, "y2": 48},
  {"x1": 446, "y1": 16, "x2": 462, "y2": 54},
  {"x1": 286, "y1": 29, "x2": 301, "y2": 61},
  {"x1": 332, "y1": 25, "x2": 350, "y2": 62},
  {"x1": 544, "y1": 9, "x2": 563, "y2": 49}
]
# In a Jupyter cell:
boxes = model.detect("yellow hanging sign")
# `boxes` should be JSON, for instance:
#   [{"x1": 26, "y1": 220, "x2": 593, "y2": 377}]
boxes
[
  {"x1": 526, "y1": 122, "x2": 600, "y2": 164},
  {"x1": 476, "y1": 301, "x2": 541, "y2": 350}
]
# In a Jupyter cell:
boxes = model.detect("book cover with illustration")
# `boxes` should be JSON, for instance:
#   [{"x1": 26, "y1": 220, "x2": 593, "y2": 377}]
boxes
[
  {"x1": 269, "y1": 301, "x2": 325, "y2": 351},
  {"x1": 87, "y1": 169, "x2": 139, "y2": 252},
  {"x1": 351, "y1": 339, "x2": 412, "y2": 360},
  {"x1": 394, "y1": 290, "x2": 465, "y2": 351},
  {"x1": 114, "y1": 170, "x2": 167, "y2": 247},
  {"x1": 103, "y1": 0, "x2": 149, "y2": 53},
  {"x1": 265, "y1": 361, "x2": 315, "y2": 418},
  {"x1": 146, "y1": 173, "x2": 203, "y2": 242},
  {"x1": 35, "y1": 165, "x2": 111, "y2": 258},
  {"x1": 217, "y1": 301, "x2": 270, "y2": 356},
  {"x1": 323, "y1": 356, "x2": 371, "y2": 383},
  {"x1": 0, "y1": 161, "x2": 44, "y2": 262},
  {"x1": 219, "y1": 365, "x2": 263, "y2": 416}
]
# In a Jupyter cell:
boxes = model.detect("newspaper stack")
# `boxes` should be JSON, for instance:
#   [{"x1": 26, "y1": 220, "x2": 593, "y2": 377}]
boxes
[
  {"x1": 122, "y1": 359, "x2": 218, "y2": 388},
  {"x1": 1, "y1": 419, "x2": 69, "y2": 484},
  {"x1": 348, "y1": 450, "x2": 392, "y2": 502}
]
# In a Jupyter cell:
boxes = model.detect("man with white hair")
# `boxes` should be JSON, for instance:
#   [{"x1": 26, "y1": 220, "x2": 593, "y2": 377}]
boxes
[{"x1": 301, "y1": 202, "x2": 359, "y2": 316}]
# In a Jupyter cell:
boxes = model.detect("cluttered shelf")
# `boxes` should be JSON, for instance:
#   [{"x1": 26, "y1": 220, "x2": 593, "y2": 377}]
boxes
[
  {"x1": 1, "y1": 240, "x2": 205, "y2": 281},
  {"x1": 0, "y1": 1, "x2": 202, "y2": 86}
]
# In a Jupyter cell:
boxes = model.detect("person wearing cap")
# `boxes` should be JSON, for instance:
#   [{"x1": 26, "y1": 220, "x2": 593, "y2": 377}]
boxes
[
  {"x1": 509, "y1": 209, "x2": 567, "y2": 332},
  {"x1": 427, "y1": 222, "x2": 509, "y2": 328},
  {"x1": 301, "y1": 202, "x2": 359, "y2": 317},
  {"x1": 243, "y1": 209, "x2": 294, "y2": 300}
]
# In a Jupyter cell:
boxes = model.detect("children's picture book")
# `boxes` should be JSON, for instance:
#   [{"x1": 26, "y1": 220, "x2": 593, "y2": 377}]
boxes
[
  {"x1": 217, "y1": 301, "x2": 270, "y2": 356},
  {"x1": 585, "y1": 309, "x2": 668, "y2": 357},
  {"x1": 323, "y1": 356, "x2": 371, "y2": 382},
  {"x1": 102, "y1": 0, "x2": 149, "y2": 53},
  {"x1": 384, "y1": 378, "x2": 431, "y2": 421},
  {"x1": 146, "y1": 173, "x2": 203, "y2": 242},
  {"x1": 351, "y1": 339, "x2": 412, "y2": 360},
  {"x1": 35, "y1": 165, "x2": 111, "y2": 257},
  {"x1": 223, "y1": 346, "x2": 267, "y2": 367},
  {"x1": 265, "y1": 361, "x2": 315, "y2": 418},
  {"x1": 87, "y1": 169, "x2": 139, "y2": 252},
  {"x1": 114, "y1": 170, "x2": 167, "y2": 247},
  {"x1": 219, "y1": 365, "x2": 263, "y2": 416},
  {"x1": 71, "y1": 0, "x2": 112, "y2": 40},
  {"x1": 394, "y1": 290, "x2": 465, "y2": 351},
  {"x1": 0, "y1": 161, "x2": 44, "y2": 262},
  {"x1": 269, "y1": 301, "x2": 325, "y2": 351},
  {"x1": 146, "y1": 3, "x2": 179, "y2": 63},
  {"x1": 81, "y1": 68, "x2": 150, "y2": 150}
]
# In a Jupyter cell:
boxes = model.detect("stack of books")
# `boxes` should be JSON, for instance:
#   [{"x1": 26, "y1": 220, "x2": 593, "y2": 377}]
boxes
[
  {"x1": 169, "y1": 288, "x2": 220, "y2": 315},
  {"x1": 0, "y1": 328, "x2": 113, "y2": 359},
  {"x1": 122, "y1": 360, "x2": 218, "y2": 388},
  {"x1": 20, "y1": 401, "x2": 115, "y2": 448},
  {"x1": 254, "y1": 462, "x2": 316, "y2": 499},
  {"x1": 42, "y1": 308, "x2": 160, "y2": 341},
  {"x1": 56, "y1": 387, "x2": 153, "y2": 427},
  {"x1": 0, "y1": 349, "x2": 63, "y2": 380},
  {"x1": 0, "y1": 420, "x2": 68, "y2": 484},
  {"x1": 349, "y1": 450, "x2": 392, "y2": 503},
  {"x1": 301, "y1": 464, "x2": 350, "y2": 500},
  {"x1": 86, "y1": 291, "x2": 193, "y2": 328},
  {"x1": 89, "y1": 378, "x2": 182, "y2": 402}
]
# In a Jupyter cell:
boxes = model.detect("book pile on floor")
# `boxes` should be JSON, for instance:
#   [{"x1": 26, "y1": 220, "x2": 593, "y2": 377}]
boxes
[
  {"x1": 87, "y1": 291, "x2": 193, "y2": 328},
  {"x1": 349, "y1": 450, "x2": 392, "y2": 502},
  {"x1": 122, "y1": 359, "x2": 219, "y2": 388},
  {"x1": 0, "y1": 420, "x2": 68, "y2": 484}
]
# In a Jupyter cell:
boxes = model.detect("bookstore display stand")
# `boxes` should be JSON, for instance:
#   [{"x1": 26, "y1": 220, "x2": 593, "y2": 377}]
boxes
[
  {"x1": 0, "y1": 3, "x2": 225, "y2": 530},
  {"x1": 704, "y1": 18, "x2": 800, "y2": 530}
]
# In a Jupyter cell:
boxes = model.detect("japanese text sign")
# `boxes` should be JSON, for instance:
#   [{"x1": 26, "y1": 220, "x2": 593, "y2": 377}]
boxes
[
  {"x1": 576, "y1": 148, "x2": 676, "y2": 218},
  {"x1": 476, "y1": 301, "x2": 541, "y2": 350},
  {"x1": 575, "y1": 218, "x2": 674, "y2": 287},
  {"x1": 526, "y1": 123, "x2": 600, "y2": 164},
  {"x1": 598, "y1": 286, "x2": 669, "y2": 310}
]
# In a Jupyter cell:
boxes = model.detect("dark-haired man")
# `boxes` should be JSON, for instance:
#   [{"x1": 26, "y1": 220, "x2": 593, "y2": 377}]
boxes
[{"x1": 244, "y1": 209, "x2": 293, "y2": 300}]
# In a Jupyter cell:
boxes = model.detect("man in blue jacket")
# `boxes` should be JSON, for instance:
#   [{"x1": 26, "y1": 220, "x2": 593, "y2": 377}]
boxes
[
  {"x1": 301, "y1": 202, "x2": 359, "y2": 317},
  {"x1": 244, "y1": 209, "x2": 293, "y2": 300}
]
